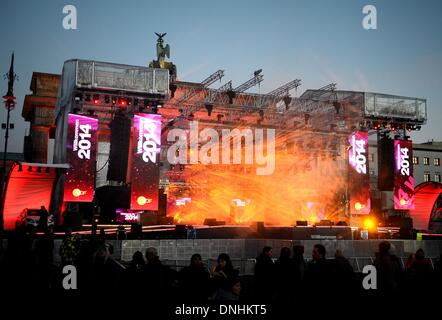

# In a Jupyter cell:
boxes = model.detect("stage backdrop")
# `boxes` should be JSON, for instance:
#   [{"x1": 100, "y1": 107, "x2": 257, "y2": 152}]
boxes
[
  {"x1": 394, "y1": 139, "x2": 415, "y2": 209},
  {"x1": 348, "y1": 131, "x2": 371, "y2": 214},
  {"x1": 63, "y1": 114, "x2": 98, "y2": 202},
  {"x1": 130, "y1": 113, "x2": 161, "y2": 210}
]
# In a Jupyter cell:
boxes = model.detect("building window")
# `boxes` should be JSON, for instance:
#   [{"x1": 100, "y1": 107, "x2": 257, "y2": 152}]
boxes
[
  {"x1": 435, "y1": 173, "x2": 441, "y2": 183},
  {"x1": 423, "y1": 157, "x2": 430, "y2": 165},
  {"x1": 434, "y1": 158, "x2": 440, "y2": 166},
  {"x1": 413, "y1": 156, "x2": 419, "y2": 165},
  {"x1": 424, "y1": 173, "x2": 430, "y2": 182}
]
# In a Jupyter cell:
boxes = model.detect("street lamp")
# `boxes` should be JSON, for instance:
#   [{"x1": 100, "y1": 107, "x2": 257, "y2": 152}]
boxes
[{"x1": 1, "y1": 53, "x2": 17, "y2": 231}]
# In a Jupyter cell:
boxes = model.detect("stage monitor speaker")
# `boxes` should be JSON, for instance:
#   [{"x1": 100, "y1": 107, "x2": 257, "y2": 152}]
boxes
[
  {"x1": 378, "y1": 137, "x2": 394, "y2": 191},
  {"x1": 107, "y1": 112, "x2": 131, "y2": 182},
  {"x1": 158, "y1": 189, "x2": 167, "y2": 217},
  {"x1": 317, "y1": 219, "x2": 332, "y2": 226},
  {"x1": 131, "y1": 224, "x2": 142, "y2": 239},
  {"x1": 175, "y1": 224, "x2": 187, "y2": 239}
]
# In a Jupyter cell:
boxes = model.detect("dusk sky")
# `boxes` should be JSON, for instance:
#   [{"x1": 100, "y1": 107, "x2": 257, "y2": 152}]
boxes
[{"x1": 1, "y1": 0, "x2": 441, "y2": 152}]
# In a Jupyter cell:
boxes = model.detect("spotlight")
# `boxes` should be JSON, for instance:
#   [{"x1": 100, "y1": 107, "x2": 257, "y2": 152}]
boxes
[
  {"x1": 226, "y1": 90, "x2": 236, "y2": 104},
  {"x1": 333, "y1": 101, "x2": 341, "y2": 114},
  {"x1": 283, "y1": 96, "x2": 292, "y2": 109},
  {"x1": 111, "y1": 96, "x2": 117, "y2": 105},
  {"x1": 363, "y1": 216, "x2": 377, "y2": 231},
  {"x1": 127, "y1": 98, "x2": 132, "y2": 106},
  {"x1": 205, "y1": 103, "x2": 213, "y2": 116},
  {"x1": 118, "y1": 97, "x2": 127, "y2": 107},
  {"x1": 93, "y1": 94, "x2": 100, "y2": 104},
  {"x1": 169, "y1": 83, "x2": 177, "y2": 98}
]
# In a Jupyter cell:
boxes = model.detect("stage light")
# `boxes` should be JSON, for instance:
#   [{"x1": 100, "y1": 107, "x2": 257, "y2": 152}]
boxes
[
  {"x1": 227, "y1": 90, "x2": 236, "y2": 104},
  {"x1": 333, "y1": 101, "x2": 341, "y2": 114},
  {"x1": 72, "y1": 188, "x2": 82, "y2": 197},
  {"x1": 85, "y1": 94, "x2": 91, "y2": 102},
  {"x1": 205, "y1": 103, "x2": 213, "y2": 116},
  {"x1": 93, "y1": 94, "x2": 100, "y2": 104},
  {"x1": 399, "y1": 198, "x2": 408, "y2": 206},
  {"x1": 137, "y1": 196, "x2": 147, "y2": 206},
  {"x1": 112, "y1": 96, "x2": 117, "y2": 105},
  {"x1": 104, "y1": 95, "x2": 110, "y2": 104},
  {"x1": 127, "y1": 98, "x2": 132, "y2": 106},
  {"x1": 27, "y1": 166, "x2": 32, "y2": 172},
  {"x1": 354, "y1": 202, "x2": 365, "y2": 211},
  {"x1": 118, "y1": 98, "x2": 127, "y2": 107},
  {"x1": 74, "y1": 93, "x2": 83, "y2": 102},
  {"x1": 363, "y1": 217, "x2": 376, "y2": 231},
  {"x1": 283, "y1": 96, "x2": 292, "y2": 109},
  {"x1": 37, "y1": 166, "x2": 42, "y2": 173},
  {"x1": 18, "y1": 164, "x2": 23, "y2": 172}
]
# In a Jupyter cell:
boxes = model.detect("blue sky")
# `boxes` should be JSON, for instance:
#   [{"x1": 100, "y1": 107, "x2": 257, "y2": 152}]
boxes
[{"x1": 1, "y1": 0, "x2": 441, "y2": 152}]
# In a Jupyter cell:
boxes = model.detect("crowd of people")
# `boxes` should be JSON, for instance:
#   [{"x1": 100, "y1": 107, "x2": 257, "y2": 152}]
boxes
[{"x1": 0, "y1": 230, "x2": 441, "y2": 299}]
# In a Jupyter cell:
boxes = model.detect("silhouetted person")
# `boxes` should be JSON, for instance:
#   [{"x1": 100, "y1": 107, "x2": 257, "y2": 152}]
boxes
[
  {"x1": 142, "y1": 247, "x2": 175, "y2": 300},
  {"x1": 373, "y1": 241, "x2": 403, "y2": 292},
  {"x1": 179, "y1": 253, "x2": 211, "y2": 302},
  {"x1": 91, "y1": 243, "x2": 125, "y2": 290},
  {"x1": 274, "y1": 247, "x2": 297, "y2": 302},
  {"x1": 304, "y1": 244, "x2": 332, "y2": 292},
  {"x1": 212, "y1": 253, "x2": 238, "y2": 296},
  {"x1": 405, "y1": 248, "x2": 433, "y2": 291},
  {"x1": 75, "y1": 239, "x2": 94, "y2": 290},
  {"x1": 254, "y1": 246, "x2": 275, "y2": 301},
  {"x1": 38, "y1": 206, "x2": 49, "y2": 232},
  {"x1": 35, "y1": 231, "x2": 55, "y2": 288},
  {"x1": 124, "y1": 251, "x2": 145, "y2": 290},
  {"x1": 214, "y1": 277, "x2": 241, "y2": 301},
  {"x1": 331, "y1": 249, "x2": 355, "y2": 292},
  {"x1": 292, "y1": 245, "x2": 307, "y2": 285}
]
